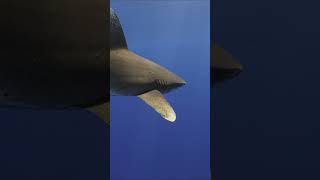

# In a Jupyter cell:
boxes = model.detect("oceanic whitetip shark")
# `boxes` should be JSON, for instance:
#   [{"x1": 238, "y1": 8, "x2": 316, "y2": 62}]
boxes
[
  {"x1": 0, "y1": 0, "x2": 236, "y2": 124},
  {"x1": 0, "y1": 1, "x2": 109, "y2": 123},
  {"x1": 110, "y1": 8, "x2": 186, "y2": 122},
  {"x1": 211, "y1": 44, "x2": 242, "y2": 83},
  {"x1": 0, "y1": 1, "x2": 185, "y2": 127}
]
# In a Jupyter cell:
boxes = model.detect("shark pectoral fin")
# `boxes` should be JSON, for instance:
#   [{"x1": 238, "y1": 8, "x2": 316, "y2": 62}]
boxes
[
  {"x1": 87, "y1": 102, "x2": 109, "y2": 125},
  {"x1": 138, "y1": 90, "x2": 176, "y2": 122}
]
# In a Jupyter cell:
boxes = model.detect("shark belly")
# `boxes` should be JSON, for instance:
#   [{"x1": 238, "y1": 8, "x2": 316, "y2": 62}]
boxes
[{"x1": 0, "y1": 53, "x2": 108, "y2": 108}]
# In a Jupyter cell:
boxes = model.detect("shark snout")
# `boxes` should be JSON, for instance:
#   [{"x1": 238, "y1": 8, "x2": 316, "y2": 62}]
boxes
[
  {"x1": 212, "y1": 44, "x2": 243, "y2": 82},
  {"x1": 176, "y1": 77, "x2": 186, "y2": 87},
  {"x1": 170, "y1": 73, "x2": 186, "y2": 89}
]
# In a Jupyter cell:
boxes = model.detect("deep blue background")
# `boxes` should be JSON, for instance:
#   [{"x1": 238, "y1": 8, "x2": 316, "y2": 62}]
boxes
[
  {"x1": 111, "y1": 1, "x2": 210, "y2": 180},
  {"x1": 0, "y1": 109, "x2": 107, "y2": 179},
  {"x1": 213, "y1": 0, "x2": 320, "y2": 179}
]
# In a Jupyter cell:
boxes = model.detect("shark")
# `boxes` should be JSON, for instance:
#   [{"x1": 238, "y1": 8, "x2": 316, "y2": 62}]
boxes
[
  {"x1": 211, "y1": 44, "x2": 243, "y2": 83},
  {"x1": 0, "y1": 2, "x2": 185, "y2": 128},
  {"x1": 110, "y1": 8, "x2": 186, "y2": 122},
  {"x1": 0, "y1": 1, "x2": 109, "y2": 123}
]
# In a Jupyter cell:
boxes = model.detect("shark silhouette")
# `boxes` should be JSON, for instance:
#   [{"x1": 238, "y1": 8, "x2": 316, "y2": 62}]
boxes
[
  {"x1": 0, "y1": 1, "x2": 239, "y2": 126},
  {"x1": 211, "y1": 44, "x2": 242, "y2": 83},
  {"x1": 0, "y1": 1, "x2": 109, "y2": 122},
  {"x1": 110, "y1": 9, "x2": 186, "y2": 122}
]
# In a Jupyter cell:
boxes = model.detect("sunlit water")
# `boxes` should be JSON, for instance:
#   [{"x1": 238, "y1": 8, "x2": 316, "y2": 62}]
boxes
[{"x1": 111, "y1": 0, "x2": 210, "y2": 179}]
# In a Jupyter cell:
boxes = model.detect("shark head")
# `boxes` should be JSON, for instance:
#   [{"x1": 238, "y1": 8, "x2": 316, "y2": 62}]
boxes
[
  {"x1": 110, "y1": 49, "x2": 186, "y2": 96},
  {"x1": 211, "y1": 44, "x2": 242, "y2": 83},
  {"x1": 149, "y1": 61, "x2": 186, "y2": 94}
]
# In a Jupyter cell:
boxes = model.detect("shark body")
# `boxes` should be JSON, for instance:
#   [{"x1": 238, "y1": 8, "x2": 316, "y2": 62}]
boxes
[
  {"x1": 0, "y1": 1, "x2": 109, "y2": 122},
  {"x1": 0, "y1": 4, "x2": 185, "y2": 124},
  {"x1": 0, "y1": 1, "x2": 238, "y2": 125},
  {"x1": 110, "y1": 9, "x2": 186, "y2": 122}
]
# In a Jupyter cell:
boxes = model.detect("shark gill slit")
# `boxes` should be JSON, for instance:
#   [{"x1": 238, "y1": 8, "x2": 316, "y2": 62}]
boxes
[{"x1": 155, "y1": 79, "x2": 168, "y2": 92}]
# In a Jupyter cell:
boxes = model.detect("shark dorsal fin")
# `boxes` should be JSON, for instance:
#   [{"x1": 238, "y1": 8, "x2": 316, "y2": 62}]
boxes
[
  {"x1": 138, "y1": 90, "x2": 176, "y2": 122},
  {"x1": 110, "y1": 8, "x2": 128, "y2": 49}
]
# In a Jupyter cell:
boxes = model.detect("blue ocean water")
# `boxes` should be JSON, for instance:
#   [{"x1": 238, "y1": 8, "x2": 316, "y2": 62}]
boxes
[
  {"x1": 0, "y1": 109, "x2": 107, "y2": 179},
  {"x1": 111, "y1": 1, "x2": 210, "y2": 180},
  {"x1": 213, "y1": 0, "x2": 320, "y2": 179}
]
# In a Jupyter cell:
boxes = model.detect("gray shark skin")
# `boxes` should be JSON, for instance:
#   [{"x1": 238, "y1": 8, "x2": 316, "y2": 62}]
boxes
[
  {"x1": 111, "y1": 49, "x2": 185, "y2": 96},
  {"x1": 110, "y1": 9, "x2": 186, "y2": 122},
  {"x1": 211, "y1": 44, "x2": 242, "y2": 83},
  {"x1": 0, "y1": 1, "x2": 109, "y2": 122}
]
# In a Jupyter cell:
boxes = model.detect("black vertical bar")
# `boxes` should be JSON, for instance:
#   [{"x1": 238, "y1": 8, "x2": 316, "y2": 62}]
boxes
[{"x1": 106, "y1": 0, "x2": 110, "y2": 179}]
